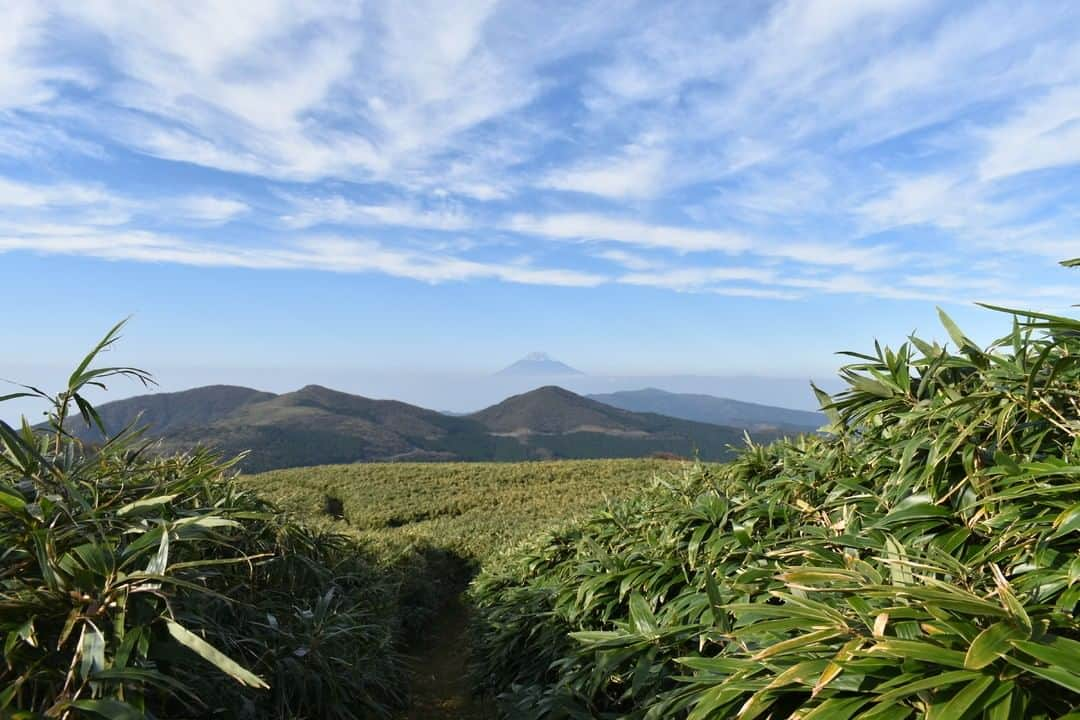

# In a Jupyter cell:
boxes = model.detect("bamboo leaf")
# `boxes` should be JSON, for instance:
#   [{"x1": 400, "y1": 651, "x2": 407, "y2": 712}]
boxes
[
  {"x1": 165, "y1": 620, "x2": 268, "y2": 689},
  {"x1": 964, "y1": 622, "x2": 1027, "y2": 670}
]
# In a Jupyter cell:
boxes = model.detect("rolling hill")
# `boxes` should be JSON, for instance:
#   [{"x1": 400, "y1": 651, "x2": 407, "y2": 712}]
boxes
[
  {"x1": 69, "y1": 384, "x2": 773, "y2": 472},
  {"x1": 587, "y1": 387, "x2": 824, "y2": 431}
]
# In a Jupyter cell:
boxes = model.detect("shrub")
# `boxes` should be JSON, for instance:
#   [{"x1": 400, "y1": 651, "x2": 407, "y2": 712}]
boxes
[
  {"x1": 471, "y1": 294, "x2": 1080, "y2": 718},
  {"x1": 0, "y1": 322, "x2": 405, "y2": 718}
]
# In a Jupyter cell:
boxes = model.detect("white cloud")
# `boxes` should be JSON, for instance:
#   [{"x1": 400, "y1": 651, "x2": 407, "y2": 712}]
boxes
[
  {"x1": 446, "y1": 182, "x2": 508, "y2": 201},
  {"x1": 719, "y1": 164, "x2": 833, "y2": 218},
  {"x1": 0, "y1": 177, "x2": 113, "y2": 208},
  {"x1": 979, "y1": 84, "x2": 1080, "y2": 181},
  {"x1": 43, "y1": 0, "x2": 606, "y2": 189},
  {"x1": 0, "y1": 2, "x2": 91, "y2": 111},
  {"x1": 0, "y1": 177, "x2": 250, "y2": 227},
  {"x1": 592, "y1": 249, "x2": 658, "y2": 271},
  {"x1": 541, "y1": 145, "x2": 669, "y2": 199},
  {"x1": 2, "y1": 1, "x2": 1077, "y2": 309},
  {"x1": 614, "y1": 263, "x2": 959, "y2": 303},
  {"x1": 0, "y1": 228, "x2": 605, "y2": 287},
  {"x1": 509, "y1": 212, "x2": 897, "y2": 270},
  {"x1": 856, "y1": 173, "x2": 970, "y2": 230},
  {"x1": 508, "y1": 213, "x2": 749, "y2": 253},
  {"x1": 619, "y1": 265, "x2": 776, "y2": 290},
  {"x1": 174, "y1": 196, "x2": 250, "y2": 223},
  {"x1": 281, "y1": 195, "x2": 472, "y2": 231}
]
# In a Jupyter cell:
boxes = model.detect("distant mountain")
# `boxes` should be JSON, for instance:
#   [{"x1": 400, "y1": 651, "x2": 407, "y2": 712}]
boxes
[
  {"x1": 495, "y1": 352, "x2": 583, "y2": 377},
  {"x1": 588, "y1": 388, "x2": 825, "y2": 432},
  {"x1": 470, "y1": 386, "x2": 764, "y2": 461},
  {"x1": 71, "y1": 384, "x2": 774, "y2": 472},
  {"x1": 473, "y1": 386, "x2": 632, "y2": 434}
]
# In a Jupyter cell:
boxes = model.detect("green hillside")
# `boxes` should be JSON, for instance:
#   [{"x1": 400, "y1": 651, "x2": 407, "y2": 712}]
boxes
[{"x1": 244, "y1": 458, "x2": 680, "y2": 561}]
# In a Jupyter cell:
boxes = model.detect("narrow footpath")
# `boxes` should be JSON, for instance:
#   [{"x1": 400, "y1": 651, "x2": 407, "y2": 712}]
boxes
[{"x1": 403, "y1": 593, "x2": 495, "y2": 720}]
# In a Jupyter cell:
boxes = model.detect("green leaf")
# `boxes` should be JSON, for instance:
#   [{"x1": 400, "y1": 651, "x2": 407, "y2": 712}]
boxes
[
  {"x1": 801, "y1": 695, "x2": 870, "y2": 719},
  {"x1": 1009, "y1": 635, "x2": 1080, "y2": 685},
  {"x1": 964, "y1": 622, "x2": 1027, "y2": 669},
  {"x1": 755, "y1": 629, "x2": 845, "y2": 661},
  {"x1": 873, "y1": 670, "x2": 978, "y2": 706},
  {"x1": 874, "y1": 496, "x2": 951, "y2": 528},
  {"x1": 882, "y1": 535, "x2": 914, "y2": 586},
  {"x1": 1004, "y1": 653, "x2": 1080, "y2": 695},
  {"x1": 69, "y1": 699, "x2": 145, "y2": 720},
  {"x1": 812, "y1": 383, "x2": 841, "y2": 425},
  {"x1": 629, "y1": 593, "x2": 658, "y2": 636},
  {"x1": 0, "y1": 488, "x2": 27, "y2": 513},
  {"x1": 871, "y1": 639, "x2": 967, "y2": 668},
  {"x1": 68, "y1": 318, "x2": 129, "y2": 389},
  {"x1": 1050, "y1": 503, "x2": 1080, "y2": 539},
  {"x1": 165, "y1": 620, "x2": 268, "y2": 689},
  {"x1": 990, "y1": 565, "x2": 1030, "y2": 631},
  {"x1": 932, "y1": 674, "x2": 994, "y2": 720},
  {"x1": 983, "y1": 681, "x2": 1017, "y2": 720},
  {"x1": 145, "y1": 524, "x2": 170, "y2": 575},
  {"x1": 117, "y1": 494, "x2": 179, "y2": 516},
  {"x1": 855, "y1": 706, "x2": 912, "y2": 720},
  {"x1": 79, "y1": 623, "x2": 106, "y2": 681},
  {"x1": 937, "y1": 308, "x2": 973, "y2": 351}
]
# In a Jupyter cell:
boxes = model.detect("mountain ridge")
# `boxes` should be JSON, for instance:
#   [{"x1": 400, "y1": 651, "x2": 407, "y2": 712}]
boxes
[
  {"x1": 587, "y1": 387, "x2": 824, "y2": 431},
  {"x1": 68, "y1": 383, "x2": 799, "y2": 471}
]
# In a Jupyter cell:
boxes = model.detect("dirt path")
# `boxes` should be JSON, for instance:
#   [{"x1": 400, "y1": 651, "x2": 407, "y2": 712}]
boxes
[{"x1": 402, "y1": 593, "x2": 496, "y2": 720}]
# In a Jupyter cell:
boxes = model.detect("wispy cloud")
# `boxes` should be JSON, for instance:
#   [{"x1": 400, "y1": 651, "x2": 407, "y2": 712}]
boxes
[
  {"x1": 0, "y1": 177, "x2": 249, "y2": 227},
  {"x1": 0, "y1": 0, "x2": 1076, "y2": 308},
  {"x1": 508, "y1": 213, "x2": 749, "y2": 253},
  {"x1": 174, "y1": 196, "x2": 250, "y2": 224},
  {"x1": 0, "y1": 178, "x2": 113, "y2": 208},
  {"x1": 0, "y1": 226, "x2": 604, "y2": 287},
  {"x1": 978, "y1": 84, "x2": 1080, "y2": 181},
  {"x1": 540, "y1": 144, "x2": 669, "y2": 199},
  {"x1": 280, "y1": 194, "x2": 473, "y2": 231}
]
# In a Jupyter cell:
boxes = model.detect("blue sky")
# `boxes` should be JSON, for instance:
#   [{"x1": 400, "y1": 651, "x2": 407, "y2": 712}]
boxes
[{"x1": 1, "y1": 0, "x2": 1078, "y2": 413}]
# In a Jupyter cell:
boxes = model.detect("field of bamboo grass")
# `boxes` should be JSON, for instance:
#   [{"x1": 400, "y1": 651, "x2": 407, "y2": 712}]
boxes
[
  {"x1": 4, "y1": 262, "x2": 1077, "y2": 719},
  {"x1": 469, "y1": 299, "x2": 1080, "y2": 718}
]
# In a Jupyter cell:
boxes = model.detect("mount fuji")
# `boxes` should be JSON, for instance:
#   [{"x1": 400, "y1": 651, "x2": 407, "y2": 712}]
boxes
[{"x1": 495, "y1": 352, "x2": 584, "y2": 377}]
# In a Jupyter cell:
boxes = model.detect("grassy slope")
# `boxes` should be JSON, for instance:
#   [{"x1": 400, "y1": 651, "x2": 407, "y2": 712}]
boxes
[
  {"x1": 244, "y1": 458, "x2": 692, "y2": 718},
  {"x1": 243, "y1": 458, "x2": 682, "y2": 561}
]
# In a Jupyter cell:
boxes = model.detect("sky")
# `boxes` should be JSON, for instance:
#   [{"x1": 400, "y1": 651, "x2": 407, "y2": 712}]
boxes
[{"x1": 1, "y1": 0, "x2": 1078, "y2": 418}]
